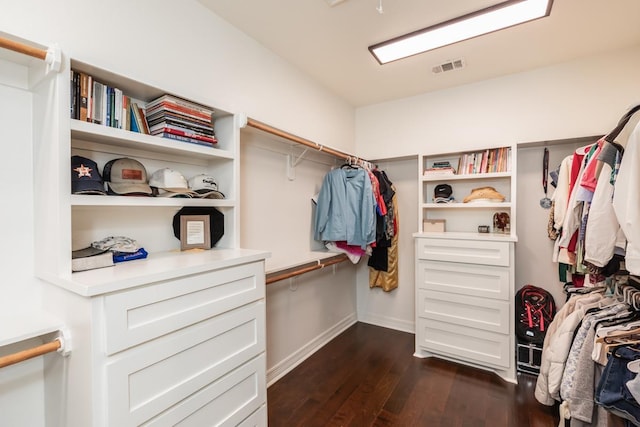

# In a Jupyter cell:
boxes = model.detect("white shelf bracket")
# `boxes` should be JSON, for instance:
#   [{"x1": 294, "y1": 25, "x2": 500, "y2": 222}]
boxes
[
  {"x1": 286, "y1": 148, "x2": 310, "y2": 181},
  {"x1": 56, "y1": 327, "x2": 72, "y2": 357},
  {"x1": 236, "y1": 113, "x2": 248, "y2": 128},
  {"x1": 45, "y1": 44, "x2": 61, "y2": 73}
]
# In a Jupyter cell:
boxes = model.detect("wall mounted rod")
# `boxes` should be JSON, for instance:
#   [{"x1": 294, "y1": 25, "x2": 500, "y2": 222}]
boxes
[
  {"x1": 246, "y1": 117, "x2": 369, "y2": 164},
  {"x1": 0, "y1": 339, "x2": 62, "y2": 369},
  {"x1": 266, "y1": 254, "x2": 349, "y2": 285},
  {"x1": 0, "y1": 36, "x2": 47, "y2": 60}
]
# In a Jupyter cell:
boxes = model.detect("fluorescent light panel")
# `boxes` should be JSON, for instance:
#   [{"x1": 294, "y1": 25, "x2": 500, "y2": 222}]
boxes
[{"x1": 369, "y1": 0, "x2": 553, "y2": 64}]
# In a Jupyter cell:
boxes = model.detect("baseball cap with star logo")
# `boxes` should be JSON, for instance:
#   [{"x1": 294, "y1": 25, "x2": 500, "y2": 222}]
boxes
[{"x1": 71, "y1": 155, "x2": 106, "y2": 195}]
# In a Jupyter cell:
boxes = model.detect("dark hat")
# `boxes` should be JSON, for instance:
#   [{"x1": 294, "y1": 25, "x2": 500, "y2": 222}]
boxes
[
  {"x1": 71, "y1": 155, "x2": 106, "y2": 195},
  {"x1": 103, "y1": 158, "x2": 152, "y2": 196},
  {"x1": 172, "y1": 206, "x2": 224, "y2": 247},
  {"x1": 434, "y1": 183, "x2": 452, "y2": 199}
]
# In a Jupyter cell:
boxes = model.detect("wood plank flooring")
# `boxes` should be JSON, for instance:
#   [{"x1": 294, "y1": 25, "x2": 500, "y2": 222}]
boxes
[{"x1": 267, "y1": 322, "x2": 559, "y2": 427}]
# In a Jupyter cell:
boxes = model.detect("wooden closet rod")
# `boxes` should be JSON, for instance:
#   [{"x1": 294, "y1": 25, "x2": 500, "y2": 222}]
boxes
[
  {"x1": 266, "y1": 254, "x2": 349, "y2": 285},
  {"x1": 0, "y1": 339, "x2": 62, "y2": 369},
  {"x1": 0, "y1": 36, "x2": 47, "y2": 60},
  {"x1": 246, "y1": 118, "x2": 370, "y2": 164}
]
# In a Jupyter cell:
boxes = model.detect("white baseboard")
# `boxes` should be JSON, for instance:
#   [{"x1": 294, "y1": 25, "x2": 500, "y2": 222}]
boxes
[
  {"x1": 266, "y1": 313, "x2": 357, "y2": 387},
  {"x1": 356, "y1": 311, "x2": 415, "y2": 334}
]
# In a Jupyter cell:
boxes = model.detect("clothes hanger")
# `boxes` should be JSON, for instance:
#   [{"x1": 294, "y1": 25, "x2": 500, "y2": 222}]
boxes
[
  {"x1": 604, "y1": 339, "x2": 640, "y2": 356},
  {"x1": 340, "y1": 156, "x2": 360, "y2": 169},
  {"x1": 596, "y1": 325, "x2": 640, "y2": 344}
]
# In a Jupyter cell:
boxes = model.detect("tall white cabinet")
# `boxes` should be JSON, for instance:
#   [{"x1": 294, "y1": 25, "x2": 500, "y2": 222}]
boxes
[
  {"x1": 1, "y1": 33, "x2": 269, "y2": 426},
  {"x1": 414, "y1": 146, "x2": 518, "y2": 383}
]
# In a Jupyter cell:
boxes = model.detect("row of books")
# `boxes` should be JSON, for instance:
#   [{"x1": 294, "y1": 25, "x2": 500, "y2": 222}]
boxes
[
  {"x1": 457, "y1": 147, "x2": 511, "y2": 175},
  {"x1": 70, "y1": 70, "x2": 217, "y2": 148},
  {"x1": 70, "y1": 70, "x2": 147, "y2": 133}
]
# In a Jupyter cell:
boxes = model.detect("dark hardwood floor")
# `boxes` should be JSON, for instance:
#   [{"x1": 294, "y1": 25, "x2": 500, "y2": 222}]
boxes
[{"x1": 267, "y1": 322, "x2": 559, "y2": 427}]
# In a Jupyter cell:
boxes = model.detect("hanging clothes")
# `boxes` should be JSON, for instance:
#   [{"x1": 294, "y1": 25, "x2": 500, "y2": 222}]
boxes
[
  {"x1": 584, "y1": 107, "x2": 640, "y2": 275},
  {"x1": 369, "y1": 190, "x2": 399, "y2": 291},
  {"x1": 313, "y1": 167, "x2": 377, "y2": 249},
  {"x1": 612, "y1": 113, "x2": 640, "y2": 275}
]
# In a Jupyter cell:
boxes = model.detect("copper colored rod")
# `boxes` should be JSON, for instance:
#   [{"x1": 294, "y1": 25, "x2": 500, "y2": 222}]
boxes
[
  {"x1": 266, "y1": 254, "x2": 349, "y2": 285},
  {"x1": 0, "y1": 339, "x2": 61, "y2": 369},
  {"x1": 0, "y1": 37, "x2": 47, "y2": 60},
  {"x1": 246, "y1": 118, "x2": 362, "y2": 162}
]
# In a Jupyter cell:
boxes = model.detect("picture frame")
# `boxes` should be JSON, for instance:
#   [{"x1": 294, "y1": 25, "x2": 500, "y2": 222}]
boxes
[{"x1": 179, "y1": 215, "x2": 211, "y2": 250}]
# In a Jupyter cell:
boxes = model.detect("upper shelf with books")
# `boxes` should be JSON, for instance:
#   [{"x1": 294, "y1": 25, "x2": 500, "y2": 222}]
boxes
[
  {"x1": 70, "y1": 59, "x2": 234, "y2": 154},
  {"x1": 71, "y1": 119, "x2": 234, "y2": 161},
  {"x1": 422, "y1": 146, "x2": 512, "y2": 177}
]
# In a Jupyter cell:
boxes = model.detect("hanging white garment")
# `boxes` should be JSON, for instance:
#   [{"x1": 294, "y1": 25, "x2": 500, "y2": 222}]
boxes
[{"x1": 612, "y1": 116, "x2": 640, "y2": 275}]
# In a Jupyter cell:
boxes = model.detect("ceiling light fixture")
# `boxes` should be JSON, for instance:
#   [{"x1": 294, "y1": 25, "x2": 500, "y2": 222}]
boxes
[{"x1": 369, "y1": 0, "x2": 553, "y2": 64}]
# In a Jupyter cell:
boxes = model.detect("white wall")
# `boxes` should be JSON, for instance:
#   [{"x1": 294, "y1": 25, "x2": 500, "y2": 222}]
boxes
[
  {"x1": 0, "y1": 73, "x2": 45, "y2": 427},
  {"x1": 239, "y1": 130, "x2": 358, "y2": 383},
  {"x1": 0, "y1": 0, "x2": 355, "y2": 153},
  {"x1": 356, "y1": 44, "x2": 640, "y2": 160}
]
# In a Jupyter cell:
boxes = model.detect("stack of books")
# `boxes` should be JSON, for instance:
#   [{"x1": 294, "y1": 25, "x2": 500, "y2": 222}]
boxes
[
  {"x1": 145, "y1": 95, "x2": 217, "y2": 147},
  {"x1": 424, "y1": 160, "x2": 457, "y2": 175}
]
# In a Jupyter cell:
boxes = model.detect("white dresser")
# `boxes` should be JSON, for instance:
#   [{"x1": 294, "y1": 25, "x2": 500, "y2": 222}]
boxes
[
  {"x1": 414, "y1": 233, "x2": 517, "y2": 383},
  {"x1": 43, "y1": 249, "x2": 269, "y2": 426}
]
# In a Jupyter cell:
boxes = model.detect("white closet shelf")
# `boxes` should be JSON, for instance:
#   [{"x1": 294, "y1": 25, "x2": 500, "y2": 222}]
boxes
[
  {"x1": 70, "y1": 194, "x2": 235, "y2": 207},
  {"x1": 0, "y1": 313, "x2": 64, "y2": 348},
  {"x1": 421, "y1": 202, "x2": 512, "y2": 209},
  {"x1": 71, "y1": 120, "x2": 234, "y2": 160},
  {"x1": 413, "y1": 231, "x2": 518, "y2": 242},
  {"x1": 47, "y1": 247, "x2": 270, "y2": 297},
  {"x1": 421, "y1": 172, "x2": 511, "y2": 182}
]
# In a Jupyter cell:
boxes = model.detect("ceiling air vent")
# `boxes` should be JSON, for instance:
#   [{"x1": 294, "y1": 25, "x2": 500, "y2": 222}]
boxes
[{"x1": 432, "y1": 58, "x2": 465, "y2": 74}]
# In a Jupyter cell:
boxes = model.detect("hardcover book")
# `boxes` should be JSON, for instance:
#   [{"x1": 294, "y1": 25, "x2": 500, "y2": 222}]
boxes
[{"x1": 71, "y1": 246, "x2": 114, "y2": 272}]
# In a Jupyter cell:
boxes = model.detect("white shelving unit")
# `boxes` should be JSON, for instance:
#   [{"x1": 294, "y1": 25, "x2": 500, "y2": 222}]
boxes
[
  {"x1": 418, "y1": 147, "x2": 517, "y2": 237},
  {"x1": 2, "y1": 33, "x2": 269, "y2": 426},
  {"x1": 414, "y1": 145, "x2": 518, "y2": 384}
]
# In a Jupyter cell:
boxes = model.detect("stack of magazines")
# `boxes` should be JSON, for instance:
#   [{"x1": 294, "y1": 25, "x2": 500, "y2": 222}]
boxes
[
  {"x1": 424, "y1": 160, "x2": 457, "y2": 175},
  {"x1": 145, "y1": 94, "x2": 217, "y2": 147}
]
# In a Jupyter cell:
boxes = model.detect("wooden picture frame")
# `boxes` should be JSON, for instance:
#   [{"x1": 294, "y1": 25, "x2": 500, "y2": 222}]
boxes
[{"x1": 179, "y1": 215, "x2": 211, "y2": 250}]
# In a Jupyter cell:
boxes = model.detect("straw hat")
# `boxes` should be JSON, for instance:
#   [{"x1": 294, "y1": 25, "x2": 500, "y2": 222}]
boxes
[{"x1": 463, "y1": 186, "x2": 505, "y2": 203}]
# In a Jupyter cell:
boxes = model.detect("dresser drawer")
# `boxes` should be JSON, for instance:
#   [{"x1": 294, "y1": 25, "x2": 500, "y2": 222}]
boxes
[
  {"x1": 416, "y1": 238, "x2": 510, "y2": 266},
  {"x1": 103, "y1": 261, "x2": 264, "y2": 355},
  {"x1": 143, "y1": 355, "x2": 266, "y2": 427},
  {"x1": 416, "y1": 318, "x2": 511, "y2": 368},
  {"x1": 417, "y1": 289, "x2": 510, "y2": 334},
  {"x1": 106, "y1": 301, "x2": 265, "y2": 427},
  {"x1": 416, "y1": 259, "x2": 510, "y2": 300}
]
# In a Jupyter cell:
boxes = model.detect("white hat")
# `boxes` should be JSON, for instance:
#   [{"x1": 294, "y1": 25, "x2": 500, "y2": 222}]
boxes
[
  {"x1": 188, "y1": 174, "x2": 225, "y2": 199},
  {"x1": 103, "y1": 158, "x2": 152, "y2": 196},
  {"x1": 149, "y1": 168, "x2": 197, "y2": 198}
]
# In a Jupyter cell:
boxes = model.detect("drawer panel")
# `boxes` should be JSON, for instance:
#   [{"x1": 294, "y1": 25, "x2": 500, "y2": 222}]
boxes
[
  {"x1": 417, "y1": 289, "x2": 510, "y2": 334},
  {"x1": 238, "y1": 405, "x2": 267, "y2": 427},
  {"x1": 416, "y1": 318, "x2": 511, "y2": 369},
  {"x1": 417, "y1": 259, "x2": 510, "y2": 300},
  {"x1": 143, "y1": 355, "x2": 266, "y2": 427},
  {"x1": 104, "y1": 261, "x2": 265, "y2": 355},
  {"x1": 416, "y1": 238, "x2": 510, "y2": 266},
  {"x1": 107, "y1": 301, "x2": 265, "y2": 427}
]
